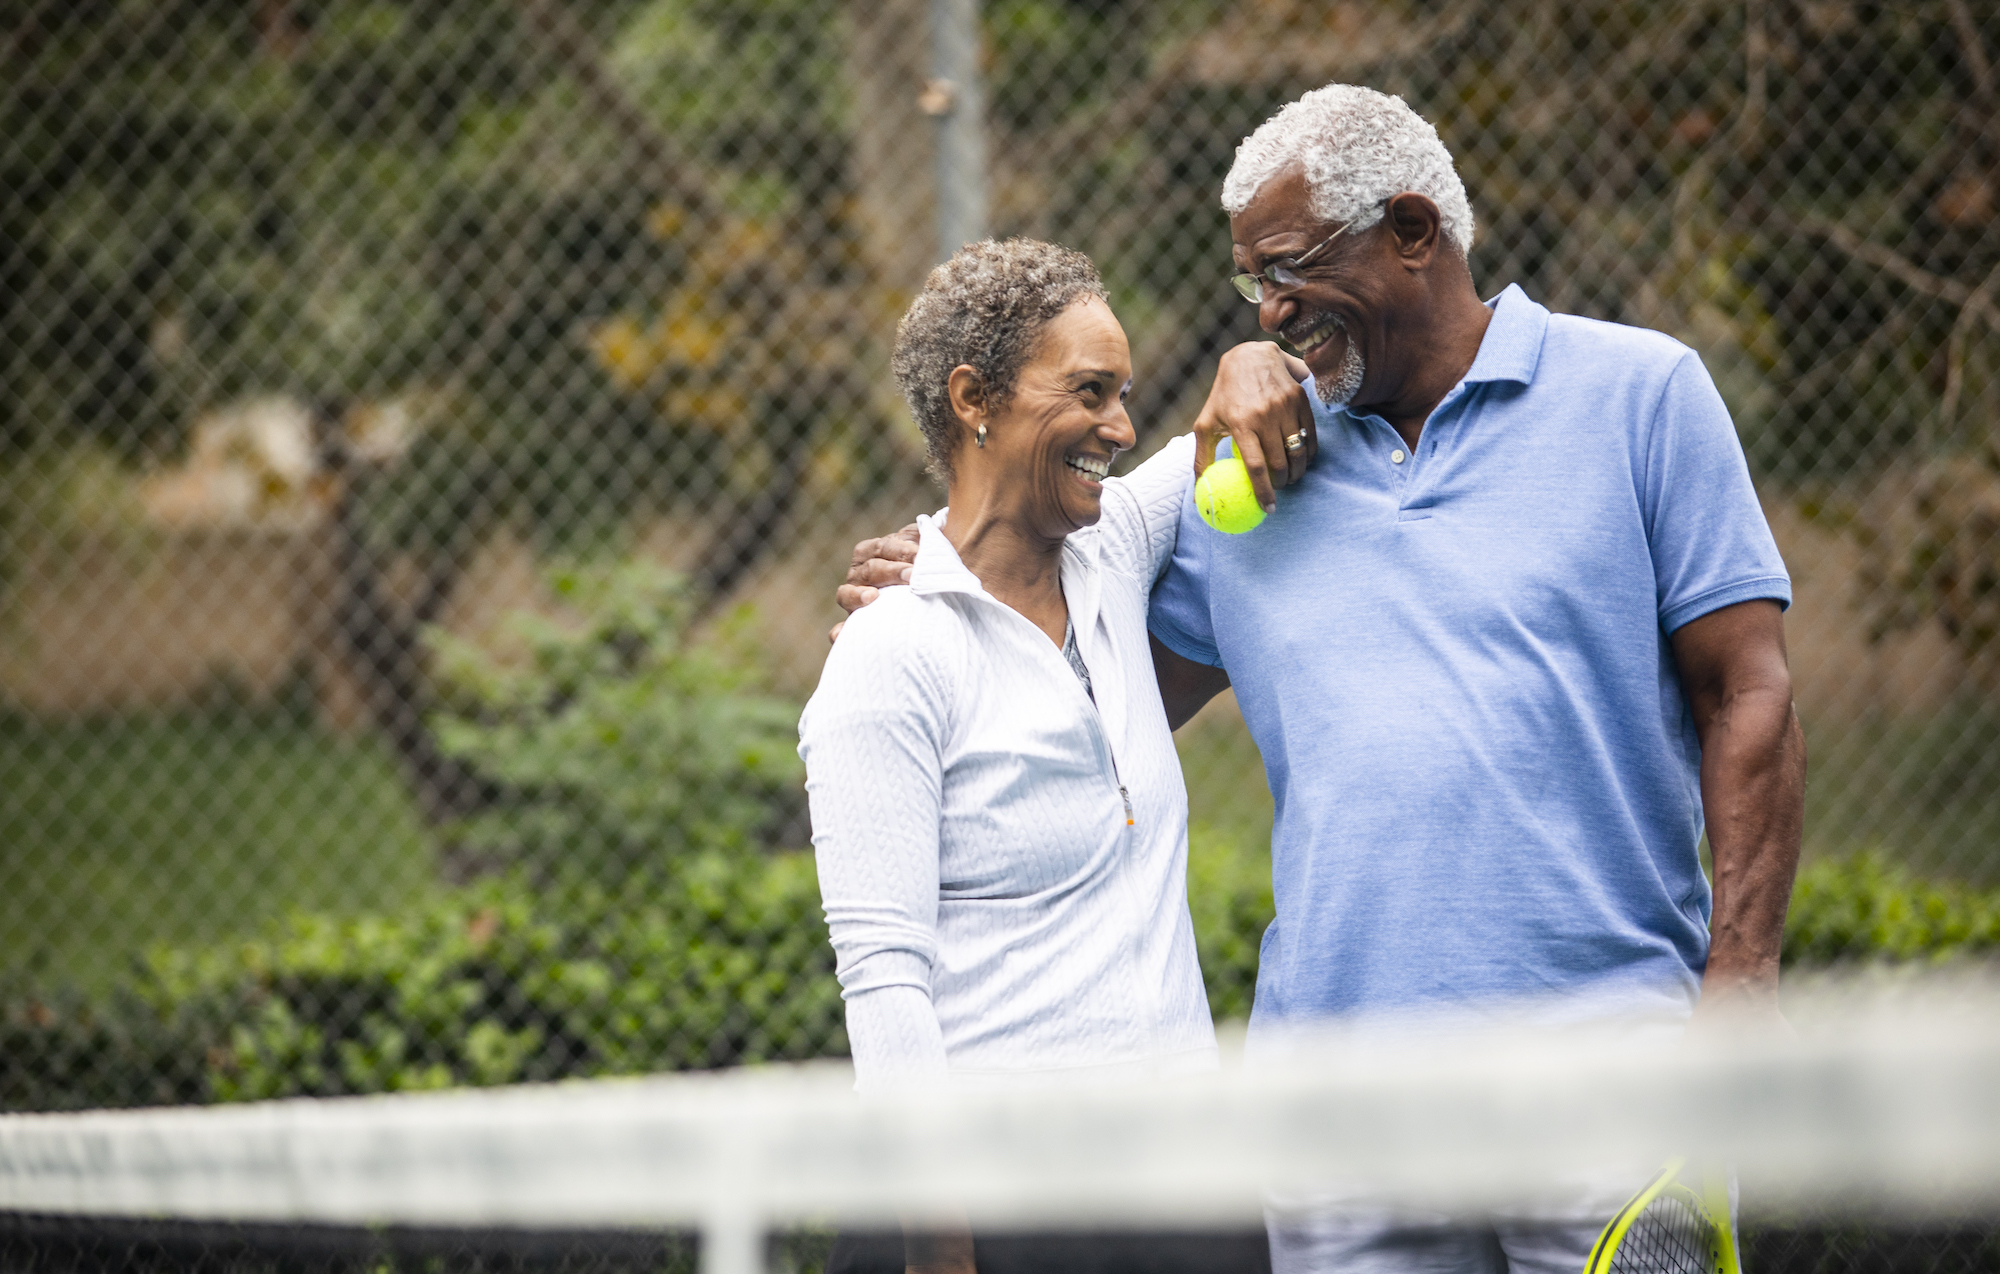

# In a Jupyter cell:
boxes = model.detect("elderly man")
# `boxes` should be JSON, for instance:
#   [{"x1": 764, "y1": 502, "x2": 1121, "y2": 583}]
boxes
[{"x1": 837, "y1": 84, "x2": 1803, "y2": 1273}]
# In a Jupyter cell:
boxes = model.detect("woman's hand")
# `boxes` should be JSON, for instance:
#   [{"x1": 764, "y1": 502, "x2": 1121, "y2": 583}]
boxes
[{"x1": 1194, "y1": 342, "x2": 1316, "y2": 514}]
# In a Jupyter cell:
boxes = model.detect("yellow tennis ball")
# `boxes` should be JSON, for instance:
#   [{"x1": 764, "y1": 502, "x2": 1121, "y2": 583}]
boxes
[{"x1": 1195, "y1": 455, "x2": 1266, "y2": 534}]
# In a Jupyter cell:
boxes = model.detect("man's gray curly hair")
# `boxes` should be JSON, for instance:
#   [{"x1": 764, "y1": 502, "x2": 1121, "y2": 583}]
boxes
[
  {"x1": 1221, "y1": 85, "x2": 1475, "y2": 258},
  {"x1": 892, "y1": 238, "x2": 1106, "y2": 485}
]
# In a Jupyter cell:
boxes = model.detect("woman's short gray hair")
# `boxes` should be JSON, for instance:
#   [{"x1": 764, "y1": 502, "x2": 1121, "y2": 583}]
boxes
[
  {"x1": 1221, "y1": 84, "x2": 1475, "y2": 257},
  {"x1": 892, "y1": 238, "x2": 1106, "y2": 484}
]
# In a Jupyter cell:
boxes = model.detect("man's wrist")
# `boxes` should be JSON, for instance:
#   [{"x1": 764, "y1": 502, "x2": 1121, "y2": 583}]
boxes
[{"x1": 1693, "y1": 960, "x2": 1785, "y2": 1028}]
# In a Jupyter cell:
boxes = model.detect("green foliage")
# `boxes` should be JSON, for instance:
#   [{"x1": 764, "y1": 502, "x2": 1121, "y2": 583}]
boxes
[
  {"x1": 1186, "y1": 824, "x2": 1273, "y2": 1024},
  {"x1": 3, "y1": 561, "x2": 827, "y2": 1110},
  {"x1": 4, "y1": 850, "x2": 842, "y2": 1111},
  {"x1": 12, "y1": 837, "x2": 2000, "y2": 1112},
  {"x1": 429, "y1": 561, "x2": 805, "y2": 875},
  {"x1": 1185, "y1": 831, "x2": 2000, "y2": 1023},
  {"x1": 1783, "y1": 853, "x2": 2000, "y2": 967},
  {"x1": 11, "y1": 628, "x2": 1999, "y2": 1118}
]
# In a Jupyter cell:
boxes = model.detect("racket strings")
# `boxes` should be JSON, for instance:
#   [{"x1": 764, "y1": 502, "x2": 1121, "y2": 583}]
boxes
[{"x1": 1610, "y1": 1194, "x2": 1719, "y2": 1274}]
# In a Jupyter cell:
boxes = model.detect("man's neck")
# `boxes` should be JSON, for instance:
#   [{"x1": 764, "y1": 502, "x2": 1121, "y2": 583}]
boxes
[{"x1": 1358, "y1": 280, "x2": 1493, "y2": 451}]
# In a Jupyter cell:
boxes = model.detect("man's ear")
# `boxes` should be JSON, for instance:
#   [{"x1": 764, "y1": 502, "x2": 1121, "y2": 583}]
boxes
[
  {"x1": 946, "y1": 365, "x2": 986, "y2": 434},
  {"x1": 1385, "y1": 192, "x2": 1443, "y2": 270}
]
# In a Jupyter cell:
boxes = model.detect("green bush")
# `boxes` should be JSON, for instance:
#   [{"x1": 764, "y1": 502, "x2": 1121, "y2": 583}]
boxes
[
  {"x1": 4, "y1": 851, "x2": 843, "y2": 1110},
  {"x1": 4, "y1": 563, "x2": 839, "y2": 1111},
  {"x1": 1187, "y1": 825, "x2": 1275, "y2": 1023},
  {"x1": 1782, "y1": 852, "x2": 2000, "y2": 966},
  {"x1": 429, "y1": 561, "x2": 805, "y2": 877},
  {"x1": 1186, "y1": 837, "x2": 2000, "y2": 1024},
  {"x1": 14, "y1": 842, "x2": 2000, "y2": 1112}
]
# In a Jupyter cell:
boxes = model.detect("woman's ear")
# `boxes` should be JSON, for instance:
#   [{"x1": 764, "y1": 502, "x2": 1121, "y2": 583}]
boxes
[{"x1": 946, "y1": 365, "x2": 986, "y2": 440}]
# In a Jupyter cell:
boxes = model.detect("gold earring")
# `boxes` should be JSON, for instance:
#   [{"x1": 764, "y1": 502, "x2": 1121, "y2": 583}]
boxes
[{"x1": 975, "y1": 422, "x2": 987, "y2": 448}]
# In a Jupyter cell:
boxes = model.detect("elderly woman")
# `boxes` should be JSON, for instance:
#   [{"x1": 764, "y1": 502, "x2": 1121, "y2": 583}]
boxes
[{"x1": 797, "y1": 239, "x2": 1272, "y2": 1274}]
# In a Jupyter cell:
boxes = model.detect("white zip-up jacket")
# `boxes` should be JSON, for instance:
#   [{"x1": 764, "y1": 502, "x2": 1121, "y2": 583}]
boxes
[{"x1": 798, "y1": 435, "x2": 1216, "y2": 1090}]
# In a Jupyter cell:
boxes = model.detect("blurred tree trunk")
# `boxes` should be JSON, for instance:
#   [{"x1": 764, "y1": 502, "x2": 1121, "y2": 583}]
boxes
[{"x1": 316, "y1": 407, "x2": 494, "y2": 830}]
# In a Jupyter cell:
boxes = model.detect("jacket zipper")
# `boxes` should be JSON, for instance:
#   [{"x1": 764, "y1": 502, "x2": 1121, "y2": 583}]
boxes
[
  {"x1": 970, "y1": 594, "x2": 1133, "y2": 830},
  {"x1": 1093, "y1": 693, "x2": 1133, "y2": 829}
]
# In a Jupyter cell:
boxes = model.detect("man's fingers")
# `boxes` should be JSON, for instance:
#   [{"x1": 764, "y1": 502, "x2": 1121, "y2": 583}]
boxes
[
  {"x1": 1234, "y1": 430, "x2": 1278, "y2": 513},
  {"x1": 846, "y1": 525, "x2": 919, "y2": 571},
  {"x1": 1258, "y1": 373, "x2": 1313, "y2": 486},
  {"x1": 1192, "y1": 416, "x2": 1219, "y2": 475},
  {"x1": 1279, "y1": 351, "x2": 1310, "y2": 382},
  {"x1": 1196, "y1": 342, "x2": 1321, "y2": 500},
  {"x1": 835, "y1": 583, "x2": 883, "y2": 615},
  {"x1": 1282, "y1": 390, "x2": 1315, "y2": 485},
  {"x1": 842, "y1": 527, "x2": 917, "y2": 590},
  {"x1": 833, "y1": 525, "x2": 918, "y2": 629},
  {"x1": 842, "y1": 558, "x2": 913, "y2": 590}
]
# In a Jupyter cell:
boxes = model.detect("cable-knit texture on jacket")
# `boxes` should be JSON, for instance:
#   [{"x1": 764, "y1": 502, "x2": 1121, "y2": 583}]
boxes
[{"x1": 799, "y1": 435, "x2": 1216, "y2": 1090}]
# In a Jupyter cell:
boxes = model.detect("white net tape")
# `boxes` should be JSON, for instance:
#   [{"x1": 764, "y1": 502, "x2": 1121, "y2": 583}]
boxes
[{"x1": 4, "y1": 974, "x2": 1997, "y2": 1274}]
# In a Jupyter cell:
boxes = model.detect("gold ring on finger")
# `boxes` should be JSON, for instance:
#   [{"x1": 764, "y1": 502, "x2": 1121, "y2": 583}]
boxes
[{"x1": 1284, "y1": 432, "x2": 1306, "y2": 453}]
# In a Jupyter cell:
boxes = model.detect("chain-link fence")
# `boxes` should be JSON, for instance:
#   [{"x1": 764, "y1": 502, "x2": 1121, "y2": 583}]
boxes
[{"x1": 2, "y1": 0, "x2": 1997, "y2": 1148}]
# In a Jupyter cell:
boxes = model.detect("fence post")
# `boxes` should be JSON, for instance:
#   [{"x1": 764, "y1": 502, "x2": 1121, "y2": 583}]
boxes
[{"x1": 929, "y1": 0, "x2": 987, "y2": 261}]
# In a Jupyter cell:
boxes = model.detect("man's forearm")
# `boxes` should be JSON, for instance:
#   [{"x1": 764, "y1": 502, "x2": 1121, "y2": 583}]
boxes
[{"x1": 1698, "y1": 686, "x2": 1806, "y2": 999}]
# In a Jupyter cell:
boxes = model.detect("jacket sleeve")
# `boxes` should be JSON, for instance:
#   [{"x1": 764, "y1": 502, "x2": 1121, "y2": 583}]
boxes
[
  {"x1": 796, "y1": 601, "x2": 955, "y2": 1090},
  {"x1": 1097, "y1": 433, "x2": 1195, "y2": 585}
]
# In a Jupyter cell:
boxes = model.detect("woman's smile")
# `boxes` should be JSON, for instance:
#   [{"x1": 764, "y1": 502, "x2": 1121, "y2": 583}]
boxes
[{"x1": 1064, "y1": 451, "x2": 1113, "y2": 485}]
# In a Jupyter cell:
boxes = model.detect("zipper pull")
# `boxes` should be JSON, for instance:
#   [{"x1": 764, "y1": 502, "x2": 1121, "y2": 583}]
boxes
[{"x1": 1120, "y1": 785, "x2": 1134, "y2": 826}]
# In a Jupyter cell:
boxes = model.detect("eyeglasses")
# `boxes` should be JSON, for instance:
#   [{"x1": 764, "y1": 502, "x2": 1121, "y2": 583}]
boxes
[{"x1": 1229, "y1": 220, "x2": 1355, "y2": 303}]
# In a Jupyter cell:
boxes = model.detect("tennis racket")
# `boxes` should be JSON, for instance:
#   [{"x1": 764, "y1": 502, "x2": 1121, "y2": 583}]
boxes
[{"x1": 1583, "y1": 1157, "x2": 1740, "y2": 1274}]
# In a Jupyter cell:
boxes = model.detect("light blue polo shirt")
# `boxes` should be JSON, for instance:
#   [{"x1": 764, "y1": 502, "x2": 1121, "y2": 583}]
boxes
[{"x1": 1150, "y1": 285, "x2": 1791, "y2": 1028}]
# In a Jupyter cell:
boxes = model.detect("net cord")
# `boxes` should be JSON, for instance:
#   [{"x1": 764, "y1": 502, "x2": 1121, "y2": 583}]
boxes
[{"x1": 3, "y1": 980, "x2": 1998, "y2": 1274}]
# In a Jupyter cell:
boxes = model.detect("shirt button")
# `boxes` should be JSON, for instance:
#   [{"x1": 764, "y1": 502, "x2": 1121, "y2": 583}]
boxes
[{"x1": 1391, "y1": 449, "x2": 1406, "y2": 464}]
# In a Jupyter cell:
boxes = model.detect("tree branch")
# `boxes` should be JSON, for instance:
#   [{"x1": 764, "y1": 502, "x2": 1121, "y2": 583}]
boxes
[
  {"x1": 1794, "y1": 214, "x2": 2000, "y2": 329},
  {"x1": 512, "y1": 0, "x2": 718, "y2": 219},
  {"x1": 1946, "y1": 0, "x2": 1995, "y2": 109},
  {"x1": 1942, "y1": 258, "x2": 2000, "y2": 432}
]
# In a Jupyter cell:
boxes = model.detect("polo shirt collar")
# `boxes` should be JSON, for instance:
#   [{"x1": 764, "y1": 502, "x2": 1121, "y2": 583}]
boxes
[{"x1": 1461, "y1": 283, "x2": 1548, "y2": 387}]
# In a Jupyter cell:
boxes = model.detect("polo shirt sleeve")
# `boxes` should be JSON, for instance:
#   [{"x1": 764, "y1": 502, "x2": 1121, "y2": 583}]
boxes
[
  {"x1": 797, "y1": 601, "x2": 954, "y2": 1091},
  {"x1": 1146, "y1": 482, "x2": 1225, "y2": 668},
  {"x1": 1644, "y1": 351, "x2": 1793, "y2": 634}
]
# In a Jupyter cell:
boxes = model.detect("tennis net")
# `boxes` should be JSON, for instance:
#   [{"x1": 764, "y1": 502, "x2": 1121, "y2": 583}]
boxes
[{"x1": 4, "y1": 971, "x2": 1998, "y2": 1274}]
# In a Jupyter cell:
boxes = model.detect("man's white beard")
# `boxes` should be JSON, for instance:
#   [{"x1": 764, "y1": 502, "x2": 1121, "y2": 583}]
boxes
[{"x1": 1315, "y1": 335, "x2": 1366, "y2": 406}]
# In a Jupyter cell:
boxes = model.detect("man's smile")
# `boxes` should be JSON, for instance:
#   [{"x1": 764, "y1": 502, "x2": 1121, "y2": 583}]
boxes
[{"x1": 1285, "y1": 312, "x2": 1344, "y2": 357}]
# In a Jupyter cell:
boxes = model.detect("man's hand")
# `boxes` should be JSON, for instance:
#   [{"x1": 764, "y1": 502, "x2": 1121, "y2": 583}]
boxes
[
  {"x1": 1195, "y1": 342, "x2": 1316, "y2": 513},
  {"x1": 1672, "y1": 599, "x2": 1805, "y2": 1036},
  {"x1": 830, "y1": 523, "x2": 919, "y2": 643}
]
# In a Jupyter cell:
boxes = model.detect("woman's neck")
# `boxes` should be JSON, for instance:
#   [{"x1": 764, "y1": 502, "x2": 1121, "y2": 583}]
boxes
[{"x1": 942, "y1": 481, "x2": 1068, "y2": 645}]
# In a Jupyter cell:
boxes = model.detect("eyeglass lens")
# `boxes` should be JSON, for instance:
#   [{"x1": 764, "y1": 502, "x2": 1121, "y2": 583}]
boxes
[{"x1": 1232, "y1": 261, "x2": 1309, "y2": 303}]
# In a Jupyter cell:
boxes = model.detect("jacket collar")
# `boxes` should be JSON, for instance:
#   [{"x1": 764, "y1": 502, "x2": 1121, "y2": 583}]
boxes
[
  {"x1": 908, "y1": 510, "x2": 1101, "y2": 599},
  {"x1": 906, "y1": 509, "x2": 1114, "y2": 747},
  {"x1": 908, "y1": 510, "x2": 987, "y2": 598}
]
